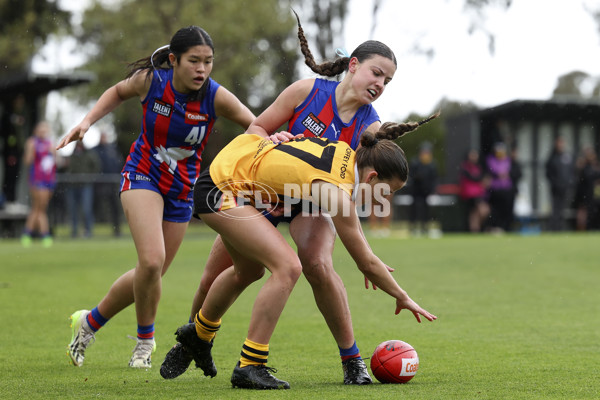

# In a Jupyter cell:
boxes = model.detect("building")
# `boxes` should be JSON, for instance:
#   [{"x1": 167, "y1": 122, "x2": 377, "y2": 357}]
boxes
[
  {"x1": 0, "y1": 70, "x2": 92, "y2": 236},
  {"x1": 444, "y1": 98, "x2": 600, "y2": 229}
]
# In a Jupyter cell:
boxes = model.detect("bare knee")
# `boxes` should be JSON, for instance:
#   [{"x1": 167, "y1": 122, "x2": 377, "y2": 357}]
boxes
[
  {"x1": 300, "y1": 253, "x2": 335, "y2": 287},
  {"x1": 275, "y1": 259, "x2": 303, "y2": 286},
  {"x1": 200, "y1": 252, "x2": 236, "y2": 293},
  {"x1": 234, "y1": 267, "x2": 266, "y2": 287},
  {"x1": 199, "y1": 275, "x2": 214, "y2": 296},
  {"x1": 137, "y1": 252, "x2": 165, "y2": 277}
]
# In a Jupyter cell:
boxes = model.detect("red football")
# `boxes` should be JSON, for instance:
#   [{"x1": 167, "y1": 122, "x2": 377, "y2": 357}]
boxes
[{"x1": 370, "y1": 340, "x2": 419, "y2": 383}]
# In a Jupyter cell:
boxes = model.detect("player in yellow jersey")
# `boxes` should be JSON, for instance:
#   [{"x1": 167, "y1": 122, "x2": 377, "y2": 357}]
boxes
[
  {"x1": 203, "y1": 134, "x2": 357, "y2": 209},
  {"x1": 161, "y1": 12, "x2": 440, "y2": 385},
  {"x1": 163, "y1": 131, "x2": 437, "y2": 390}
]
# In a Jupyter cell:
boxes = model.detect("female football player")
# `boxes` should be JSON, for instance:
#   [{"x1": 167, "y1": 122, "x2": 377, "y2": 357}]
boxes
[
  {"x1": 59, "y1": 26, "x2": 256, "y2": 368},
  {"x1": 165, "y1": 130, "x2": 437, "y2": 389},
  {"x1": 161, "y1": 11, "x2": 437, "y2": 384},
  {"x1": 21, "y1": 120, "x2": 56, "y2": 248}
]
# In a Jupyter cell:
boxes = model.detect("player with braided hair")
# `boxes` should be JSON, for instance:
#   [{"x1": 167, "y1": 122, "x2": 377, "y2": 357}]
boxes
[
  {"x1": 160, "y1": 12, "x2": 438, "y2": 384},
  {"x1": 166, "y1": 132, "x2": 437, "y2": 389},
  {"x1": 375, "y1": 113, "x2": 440, "y2": 140}
]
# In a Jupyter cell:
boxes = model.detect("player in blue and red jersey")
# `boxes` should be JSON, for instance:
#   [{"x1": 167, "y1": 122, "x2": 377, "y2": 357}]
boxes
[
  {"x1": 58, "y1": 26, "x2": 255, "y2": 369},
  {"x1": 161, "y1": 12, "x2": 437, "y2": 387},
  {"x1": 21, "y1": 121, "x2": 56, "y2": 248},
  {"x1": 285, "y1": 76, "x2": 379, "y2": 150}
]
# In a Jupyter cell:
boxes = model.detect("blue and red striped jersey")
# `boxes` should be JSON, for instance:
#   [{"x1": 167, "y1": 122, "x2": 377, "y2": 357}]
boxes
[
  {"x1": 29, "y1": 137, "x2": 56, "y2": 185},
  {"x1": 122, "y1": 69, "x2": 220, "y2": 200},
  {"x1": 287, "y1": 78, "x2": 380, "y2": 150}
]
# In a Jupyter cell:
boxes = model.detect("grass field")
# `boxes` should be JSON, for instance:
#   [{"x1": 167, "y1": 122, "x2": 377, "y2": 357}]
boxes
[{"x1": 1, "y1": 223, "x2": 599, "y2": 399}]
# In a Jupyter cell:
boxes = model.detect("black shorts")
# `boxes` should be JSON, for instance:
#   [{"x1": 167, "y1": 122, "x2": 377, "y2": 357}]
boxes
[
  {"x1": 193, "y1": 169, "x2": 319, "y2": 223},
  {"x1": 192, "y1": 169, "x2": 252, "y2": 218}
]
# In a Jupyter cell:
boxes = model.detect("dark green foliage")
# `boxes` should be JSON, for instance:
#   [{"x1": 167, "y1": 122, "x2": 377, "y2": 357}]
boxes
[
  {"x1": 68, "y1": 0, "x2": 300, "y2": 159},
  {"x1": 0, "y1": 0, "x2": 71, "y2": 72}
]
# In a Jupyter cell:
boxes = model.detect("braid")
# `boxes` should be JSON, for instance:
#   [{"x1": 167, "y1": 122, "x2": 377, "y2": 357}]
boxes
[
  {"x1": 292, "y1": 9, "x2": 349, "y2": 77},
  {"x1": 376, "y1": 111, "x2": 441, "y2": 140}
]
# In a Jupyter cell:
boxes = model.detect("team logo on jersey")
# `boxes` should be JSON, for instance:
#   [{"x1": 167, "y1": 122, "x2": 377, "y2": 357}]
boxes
[
  {"x1": 185, "y1": 112, "x2": 209, "y2": 125},
  {"x1": 152, "y1": 100, "x2": 172, "y2": 117},
  {"x1": 154, "y1": 145, "x2": 195, "y2": 174},
  {"x1": 302, "y1": 113, "x2": 326, "y2": 137}
]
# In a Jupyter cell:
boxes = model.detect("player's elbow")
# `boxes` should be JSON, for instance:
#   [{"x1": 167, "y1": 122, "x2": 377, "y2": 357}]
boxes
[{"x1": 355, "y1": 256, "x2": 379, "y2": 275}]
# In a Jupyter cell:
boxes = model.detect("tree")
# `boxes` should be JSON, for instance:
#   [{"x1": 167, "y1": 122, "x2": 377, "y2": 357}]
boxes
[
  {"x1": 552, "y1": 71, "x2": 593, "y2": 98},
  {"x1": 0, "y1": 0, "x2": 71, "y2": 74},
  {"x1": 294, "y1": 0, "x2": 350, "y2": 61},
  {"x1": 549, "y1": 2, "x2": 600, "y2": 99},
  {"x1": 396, "y1": 110, "x2": 448, "y2": 176},
  {"x1": 70, "y1": 0, "x2": 299, "y2": 159},
  {"x1": 462, "y1": 0, "x2": 512, "y2": 55}
]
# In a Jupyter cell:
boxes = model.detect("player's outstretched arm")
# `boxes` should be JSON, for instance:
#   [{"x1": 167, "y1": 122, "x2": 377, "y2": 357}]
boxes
[
  {"x1": 394, "y1": 293, "x2": 437, "y2": 323},
  {"x1": 315, "y1": 182, "x2": 437, "y2": 323},
  {"x1": 56, "y1": 72, "x2": 150, "y2": 149}
]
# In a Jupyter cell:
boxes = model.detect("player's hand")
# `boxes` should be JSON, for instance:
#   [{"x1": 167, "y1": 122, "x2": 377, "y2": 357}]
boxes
[
  {"x1": 57, "y1": 122, "x2": 90, "y2": 149},
  {"x1": 264, "y1": 203, "x2": 285, "y2": 217},
  {"x1": 364, "y1": 264, "x2": 395, "y2": 290},
  {"x1": 395, "y1": 294, "x2": 437, "y2": 323},
  {"x1": 268, "y1": 131, "x2": 303, "y2": 144}
]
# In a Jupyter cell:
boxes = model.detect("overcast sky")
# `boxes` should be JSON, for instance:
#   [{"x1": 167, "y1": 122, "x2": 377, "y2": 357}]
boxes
[
  {"x1": 337, "y1": 0, "x2": 600, "y2": 121},
  {"x1": 37, "y1": 0, "x2": 600, "y2": 151}
]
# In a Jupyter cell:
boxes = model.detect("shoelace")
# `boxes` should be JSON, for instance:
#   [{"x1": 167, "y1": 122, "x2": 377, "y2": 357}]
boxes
[
  {"x1": 75, "y1": 329, "x2": 95, "y2": 353},
  {"x1": 345, "y1": 358, "x2": 368, "y2": 373},
  {"x1": 255, "y1": 364, "x2": 280, "y2": 378},
  {"x1": 128, "y1": 336, "x2": 154, "y2": 358}
]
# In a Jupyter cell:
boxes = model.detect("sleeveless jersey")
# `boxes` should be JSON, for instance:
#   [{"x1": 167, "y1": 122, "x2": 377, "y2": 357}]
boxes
[
  {"x1": 122, "y1": 69, "x2": 220, "y2": 200},
  {"x1": 209, "y1": 134, "x2": 356, "y2": 205},
  {"x1": 29, "y1": 137, "x2": 56, "y2": 186},
  {"x1": 287, "y1": 78, "x2": 379, "y2": 150}
]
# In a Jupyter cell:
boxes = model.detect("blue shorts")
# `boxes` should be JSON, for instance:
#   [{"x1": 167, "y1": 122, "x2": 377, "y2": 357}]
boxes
[
  {"x1": 29, "y1": 180, "x2": 56, "y2": 190},
  {"x1": 121, "y1": 172, "x2": 193, "y2": 223}
]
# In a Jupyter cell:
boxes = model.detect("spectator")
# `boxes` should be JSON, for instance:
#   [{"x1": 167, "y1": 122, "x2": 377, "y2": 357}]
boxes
[
  {"x1": 508, "y1": 144, "x2": 523, "y2": 230},
  {"x1": 21, "y1": 121, "x2": 56, "y2": 247},
  {"x1": 573, "y1": 147, "x2": 600, "y2": 230},
  {"x1": 64, "y1": 141, "x2": 101, "y2": 238},
  {"x1": 408, "y1": 141, "x2": 437, "y2": 236},
  {"x1": 368, "y1": 193, "x2": 393, "y2": 237},
  {"x1": 485, "y1": 142, "x2": 514, "y2": 232},
  {"x1": 545, "y1": 137, "x2": 574, "y2": 231},
  {"x1": 1, "y1": 94, "x2": 27, "y2": 208},
  {"x1": 459, "y1": 149, "x2": 489, "y2": 233},
  {"x1": 93, "y1": 131, "x2": 124, "y2": 236}
]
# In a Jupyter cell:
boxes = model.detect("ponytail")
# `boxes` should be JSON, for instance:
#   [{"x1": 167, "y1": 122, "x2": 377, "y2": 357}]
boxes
[
  {"x1": 370, "y1": 111, "x2": 440, "y2": 141},
  {"x1": 356, "y1": 111, "x2": 440, "y2": 181}
]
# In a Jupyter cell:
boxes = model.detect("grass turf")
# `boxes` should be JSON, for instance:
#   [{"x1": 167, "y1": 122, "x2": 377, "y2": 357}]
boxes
[{"x1": 1, "y1": 224, "x2": 599, "y2": 399}]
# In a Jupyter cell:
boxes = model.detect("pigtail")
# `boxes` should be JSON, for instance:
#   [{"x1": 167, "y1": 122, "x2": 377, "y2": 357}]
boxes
[
  {"x1": 292, "y1": 9, "x2": 349, "y2": 77},
  {"x1": 375, "y1": 111, "x2": 441, "y2": 140},
  {"x1": 126, "y1": 46, "x2": 171, "y2": 79}
]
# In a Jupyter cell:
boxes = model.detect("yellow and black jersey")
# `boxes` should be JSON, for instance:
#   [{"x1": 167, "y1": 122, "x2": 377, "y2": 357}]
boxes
[{"x1": 207, "y1": 134, "x2": 356, "y2": 209}]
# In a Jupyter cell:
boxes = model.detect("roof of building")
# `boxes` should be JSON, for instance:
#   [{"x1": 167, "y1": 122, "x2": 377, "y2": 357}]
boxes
[
  {"x1": 479, "y1": 97, "x2": 600, "y2": 121},
  {"x1": 0, "y1": 70, "x2": 94, "y2": 98}
]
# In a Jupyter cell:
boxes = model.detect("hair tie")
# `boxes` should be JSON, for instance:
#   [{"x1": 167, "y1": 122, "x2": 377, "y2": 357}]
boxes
[
  {"x1": 335, "y1": 47, "x2": 350, "y2": 58},
  {"x1": 372, "y1": 137, "x2": 379, "y2": 145},
  {"x1": 151, "y1": 44, "x2": 170, "y2": 82}
]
